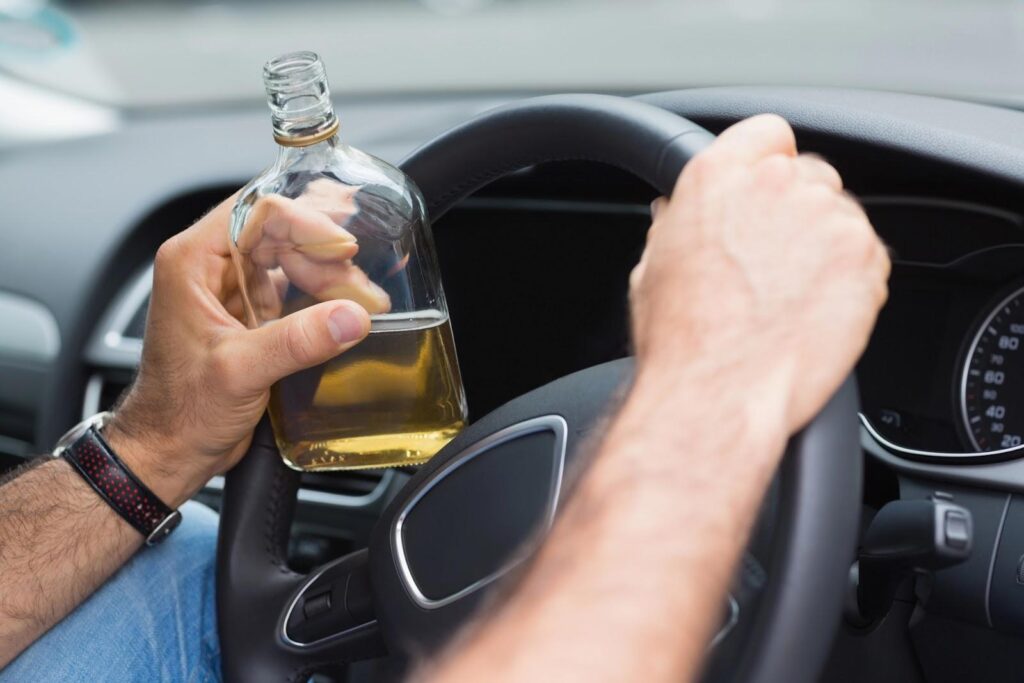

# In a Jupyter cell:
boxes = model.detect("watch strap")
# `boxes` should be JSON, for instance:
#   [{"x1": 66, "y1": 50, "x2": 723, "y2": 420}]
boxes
[{"x1": 62, "y1": 426, "x2": 181, "y2": 545}]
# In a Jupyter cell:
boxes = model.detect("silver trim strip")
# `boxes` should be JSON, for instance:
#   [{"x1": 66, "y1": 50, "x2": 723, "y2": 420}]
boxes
[
  {"x1": 983, "y1": 494, "x2": 1012, "y2": 629},
  {"x1": 710, "y1": 594, "x2": 740, "y2": 650},
  {"x1": 84, "y1": 263, "x2": 151, "y2": 368},
  {"x1": 0, "y1": 290, "x2": 60, "y2": 363},
  {"x1": 393, "y1": 415, "x2": 568, "y2": 610},
  {"x1": 279, "y1": 558, "x2": 377, "y2": 648},
  {"x1": 82, "y1": 374, "x2": 105, "y2": 420},
  {"x1": 859, "y1": 413, "x2": 1024, "y2": 461},
  {"x1": 959, "y1": 284, "x2": 1024, "y2": 453}
]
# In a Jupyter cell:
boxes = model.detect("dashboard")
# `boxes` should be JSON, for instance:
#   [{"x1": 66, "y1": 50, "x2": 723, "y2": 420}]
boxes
[{"x1": 8, "y1": 86, "x2": 1024, "y2": 681}]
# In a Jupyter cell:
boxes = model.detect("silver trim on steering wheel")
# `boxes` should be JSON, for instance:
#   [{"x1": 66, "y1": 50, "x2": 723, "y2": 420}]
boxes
[
  {"x1": 393, "y1": 415, "x2": 568, "y2": 610},
  {"x1": 279, "y1": 557, "x2": 378, "y2": 649}
]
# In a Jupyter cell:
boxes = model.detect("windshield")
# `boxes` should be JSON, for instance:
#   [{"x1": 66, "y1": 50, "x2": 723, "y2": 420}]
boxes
[{"x1": 0, "y1": 0, "x2": 1020, "y2": 109}]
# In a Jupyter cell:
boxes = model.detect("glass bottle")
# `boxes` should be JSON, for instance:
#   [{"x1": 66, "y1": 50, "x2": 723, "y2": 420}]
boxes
[{"x1": 229, "y1": 51, "x2": 467, "y2": 471}]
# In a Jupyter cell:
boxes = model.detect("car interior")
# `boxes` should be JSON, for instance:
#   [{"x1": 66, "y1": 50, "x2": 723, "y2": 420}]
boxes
[{"x1": 5, "y1": 1, "x2": 1024, "y2": 682}]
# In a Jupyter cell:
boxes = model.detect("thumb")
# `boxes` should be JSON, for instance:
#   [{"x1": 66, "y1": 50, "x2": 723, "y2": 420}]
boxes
[{"x1": 228, "y1": 300, "x2": 371, "y2": 393}]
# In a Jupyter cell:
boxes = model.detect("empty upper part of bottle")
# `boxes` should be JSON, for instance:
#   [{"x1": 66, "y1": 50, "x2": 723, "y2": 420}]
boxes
[{"x1": 263, "y1": 50, "x2": 339, "y2": 146}]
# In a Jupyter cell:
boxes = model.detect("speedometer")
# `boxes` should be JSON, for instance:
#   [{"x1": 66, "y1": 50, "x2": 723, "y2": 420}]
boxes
[{"x1": 962, "y1": 285, "x2": 1024, "y2": 451}]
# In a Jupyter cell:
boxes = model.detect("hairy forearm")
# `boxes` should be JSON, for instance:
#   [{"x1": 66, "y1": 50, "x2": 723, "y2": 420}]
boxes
[
  {"x1": 0, "y1": 457, "x2": 142, "y2": 667},
  {"x1": 424, "y1": 365, "x2": 789, "y2": 683}
]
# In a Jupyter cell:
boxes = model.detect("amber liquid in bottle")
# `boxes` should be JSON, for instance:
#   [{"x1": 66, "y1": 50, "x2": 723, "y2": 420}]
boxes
[{"x1": 268, "y1": 311, "x2": 466, "y2": 471}]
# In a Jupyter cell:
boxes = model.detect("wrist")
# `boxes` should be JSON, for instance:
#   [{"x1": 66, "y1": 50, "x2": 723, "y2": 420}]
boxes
[
  {"x1": 102, "y1": 417, "x2": 206, "y2": 508},
  {"x1": 628, "y1": 356, "x2": 791, "y2": 460}
]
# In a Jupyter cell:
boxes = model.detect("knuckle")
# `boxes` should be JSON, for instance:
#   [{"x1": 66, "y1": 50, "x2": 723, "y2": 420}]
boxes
[
  {"x1": 805, "y1": 155, "x2": 843, "y2": 186},
  {"x1": 839, "y1": 222, "x2": 883, "y2": 265},
  {"x1": 824, "y1": 162, "x2": 843, "y2": 186},
  {"x1": 757, "y1": 113, "x2": 794, "y2": 139},
  {"x1": 801, "y1": 183, "x2": 838, "y2": 212},
  {"x1": 838, "y1": 190, "x2": 867, "y2": 217},
  {"x1": 154, "y1": 237, "x2": 183, "y2": 271},
  {"x1": 878, "y1": 242, "x2": 894, "y2": 276},
  {"x1": 743, "y1": 113, "x2": 796, "y2": 152},
  {"x1": 682, "y1": 151, "x2": 720, "y2": 185},
  {"x1": 629, "y1": 263, "x2": 645, "y2": 291},
  {"x1": 754, "y1": 154, "x2": 796, "y2": 188},
  {"x1": 284, "y1": 319, "x2": 317, "y2": 365}
]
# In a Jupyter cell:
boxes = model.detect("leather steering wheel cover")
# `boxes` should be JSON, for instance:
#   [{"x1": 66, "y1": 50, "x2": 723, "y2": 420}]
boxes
[
  {"x1": 733, "y1": 379, "x2": 862, "y2": 683},
  {"x1": 401, "y1": 93, "x2": 714, "y2": 220},
  {"x1": 216, "y1": 94, "x2": 862, "y2": 683}
]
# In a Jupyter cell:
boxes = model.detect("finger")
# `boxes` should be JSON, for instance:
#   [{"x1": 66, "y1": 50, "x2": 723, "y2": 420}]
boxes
[
  {"x1": 646, "y1": 197, "x2": 669, "y2": 245},
  {"x1": 179, "y1": 190, "x2": 244, "y2": 258},
  {"x1": 836, "y1": 190, "x2": 868, "y2": 220},
  {"x1": 650, "y1": 197, "x2": 668, "y2": 220},
  {"x1": 312, "y1": 264, "x2": 391, "y2": 314},
  {"x1": 237, "y1": 194, "x2": 359, "y2": 266},
  {"x1": 795, "y1": 154, "x2": 843, "y2": 191},
  {"x1": 278, "y1": 256, "x2": 392, "y2": 314},
  {"x1": 226, "y1": 299, "x2": 371, "y2": 392},
  {"x1": 708, "y1": 114, "x2": 797, "y2": 166},
  {"x1": 296, "y1": 178, "x2": 362, "y2": 225},
  {"x1": 651, "y1": 197, "x2": 667, "y2": 224}
]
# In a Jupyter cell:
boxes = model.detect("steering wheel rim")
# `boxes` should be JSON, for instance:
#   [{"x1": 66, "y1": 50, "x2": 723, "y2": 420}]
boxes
[{"x1": 216, "y1": 94, "x2": 863, "y2": 683}]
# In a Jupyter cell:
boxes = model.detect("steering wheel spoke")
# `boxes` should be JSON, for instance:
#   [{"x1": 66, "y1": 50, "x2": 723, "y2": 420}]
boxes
[{"x1": 218, "y1": 421, "x2": 386, "y2": 680}]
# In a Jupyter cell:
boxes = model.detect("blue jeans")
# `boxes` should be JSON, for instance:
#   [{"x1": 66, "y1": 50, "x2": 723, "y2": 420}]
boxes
[{"x1": 1, "y1": 501, "x2": 221, "y2": 682}]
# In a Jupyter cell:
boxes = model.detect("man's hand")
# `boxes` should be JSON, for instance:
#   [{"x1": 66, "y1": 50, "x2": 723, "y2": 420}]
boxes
[
  {"x1": 423, "y1": 115, "x2": 889, "y2": 683},
  {"x1": 631, "y1": 113, "x2": 889, "y2": 436},
  {"x1": 106, "y1": 190, "x2": 375, "y2": 507}
]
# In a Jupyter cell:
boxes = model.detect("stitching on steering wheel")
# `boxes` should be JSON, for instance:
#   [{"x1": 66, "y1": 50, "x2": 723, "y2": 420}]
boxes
[{"x1": 264, "y1": 464, "x2": 299, "y2": 575}]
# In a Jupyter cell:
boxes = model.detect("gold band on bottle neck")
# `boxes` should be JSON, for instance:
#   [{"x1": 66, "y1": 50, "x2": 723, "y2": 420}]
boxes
[{"x1": 274, "y1": 119, "x2": 340, "y2": 147}]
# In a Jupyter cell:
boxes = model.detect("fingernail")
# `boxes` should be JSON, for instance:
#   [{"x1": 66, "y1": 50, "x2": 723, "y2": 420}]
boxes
[
  {"x1": 327, "y1": 306, "x2": 364, "y2": 344},
  {"x1": 650, "y1": 199, "x2": 660, "y2": 218}
]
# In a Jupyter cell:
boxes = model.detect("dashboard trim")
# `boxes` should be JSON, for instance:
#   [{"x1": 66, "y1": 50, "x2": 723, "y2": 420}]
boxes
[
  {"x1": 860, "y1": 413, "x2": 1024, "y2": 463},
  {"x1": 862, "y1": 423, "x2": 1024, "y2": 495},
  {"x1": 983, "y1": 494, "x2": 1012, "y2": 629},
  {"x1": 84, "y1": 263, "x2": 151, "y2": 369}
]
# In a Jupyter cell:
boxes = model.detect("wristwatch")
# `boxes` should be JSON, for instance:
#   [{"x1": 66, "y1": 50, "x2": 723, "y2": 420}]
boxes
[{"x1": 54, "y1": 412, "x2": 182, "y2": 546}]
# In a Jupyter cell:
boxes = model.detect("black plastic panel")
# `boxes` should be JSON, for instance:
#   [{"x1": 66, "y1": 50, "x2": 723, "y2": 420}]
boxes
[
  {"x1": 899, "y1": 478, "x2": 1009, "y2": 626},
  {"x1": 402, "y1": 430, "x2": 558, "y2": 601}
]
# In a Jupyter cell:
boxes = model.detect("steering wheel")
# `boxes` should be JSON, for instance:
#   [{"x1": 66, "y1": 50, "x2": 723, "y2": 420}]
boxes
[{"x1": 216, "y1": 94, "x2": 863, "y2": 683}]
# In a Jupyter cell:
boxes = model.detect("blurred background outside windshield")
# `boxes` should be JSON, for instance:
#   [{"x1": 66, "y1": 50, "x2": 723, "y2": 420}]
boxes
[{"x1": 0, "y1": 0, "x2": 1022, "y2": 143}]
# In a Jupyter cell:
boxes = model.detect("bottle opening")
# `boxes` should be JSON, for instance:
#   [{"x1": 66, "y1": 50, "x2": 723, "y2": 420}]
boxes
[{"x1": 263, "y1": 51, "x2": 338, "y2": 146}]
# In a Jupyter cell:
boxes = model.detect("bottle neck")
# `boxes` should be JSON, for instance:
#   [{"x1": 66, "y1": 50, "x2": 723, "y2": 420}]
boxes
[
  {"x1": 263, "y1": 51, "x2": 338, "y2": 147},
  {"x1": 274, "y1": 132, "x2": 341, "y2": 166}
]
